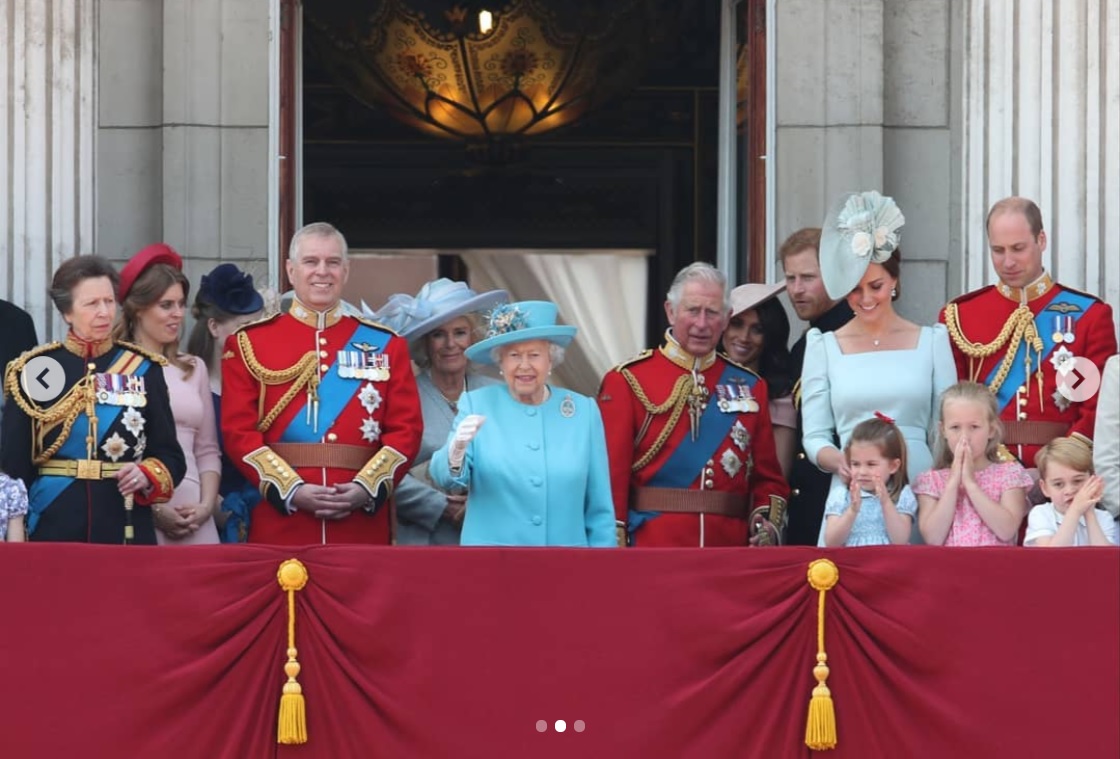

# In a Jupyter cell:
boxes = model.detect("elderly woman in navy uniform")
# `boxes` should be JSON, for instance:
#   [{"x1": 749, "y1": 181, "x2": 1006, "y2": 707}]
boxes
[
  {"x1": 374, "y1": 278, "x2": 508, "y2": 545},
  {"x1": 0, "y1": 255, "x2": 185, "y2": 543},
  {"x1": 429, "y1": 301, "x2": 616, "y2": 547}
]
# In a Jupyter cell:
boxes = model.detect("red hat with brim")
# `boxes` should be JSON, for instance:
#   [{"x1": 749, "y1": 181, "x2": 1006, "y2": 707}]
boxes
[{"x1": 119, "y1": 243, "x2": 183, "y2": 300}]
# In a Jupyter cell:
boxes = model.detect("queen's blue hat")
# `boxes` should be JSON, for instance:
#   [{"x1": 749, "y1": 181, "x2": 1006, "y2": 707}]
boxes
[{"x1": 464, "y1": 301, "x2": 577, "y2": 365}]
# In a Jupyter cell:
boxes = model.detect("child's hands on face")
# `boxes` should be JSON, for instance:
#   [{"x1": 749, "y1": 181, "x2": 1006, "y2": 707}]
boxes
[
  {"x1": 950, "y1": 437, "x2": 968, "y2": 481},
  {"x1": 959, "y1": 439, "x2": 974, "y2": 482},
  {"x1": 848, "y1": 479, "x2": 862, "y2": 514},
  {"x1": 1070, "y1": 475, "x2": 1104, "y2": 515},
  {"x1": 873, "y1": 474, "x2": 891, "y2": 505}
]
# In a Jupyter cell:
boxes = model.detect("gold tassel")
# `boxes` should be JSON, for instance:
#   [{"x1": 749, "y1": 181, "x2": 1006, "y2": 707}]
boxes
[
  {"x1": 805, "y1": 558, "x2": 839, "y2": 751},
  {"x1": 277, "y1": 558, "x2": 309, "y2": 745}
]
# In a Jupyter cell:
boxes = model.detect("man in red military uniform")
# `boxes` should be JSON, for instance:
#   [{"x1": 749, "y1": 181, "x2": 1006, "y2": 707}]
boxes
[
  {"x1": 940, "y1": 197, "x2": 1116, "y2": 467},
  {"x1": 222, "y1": 222, "x2": 422, "y2": 544},
  {"x1": 598, "y1": 262, "x2": 789, "y2": 547}
]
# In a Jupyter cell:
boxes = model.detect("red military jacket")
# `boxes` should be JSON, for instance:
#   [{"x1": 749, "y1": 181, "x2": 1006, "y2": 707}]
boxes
[
  {"x1": 221, "y1": 300, "x2": 422, "y2": 545},
  {"x1": 598, "y1": 337, "x2": 789, "y2": 547},
  {"x1": 940, "y1": 273, "x2": 1116, "y2": 467}
]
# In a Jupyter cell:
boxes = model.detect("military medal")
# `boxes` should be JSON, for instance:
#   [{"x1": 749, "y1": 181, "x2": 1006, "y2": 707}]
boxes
[
  {"x1": 1051, "y1": 314, "x2": 1063, "y2": 344},
  {"x1": 715, "y1": 385, "x2": 732, "y2": 413},
  {"x1": 560, "y1": 394, "x2": 576, "y2": 418},
  {"x1": 1062, "y1": 315, "x2": 1075, "y2": 344},
  {"x1": 733, "y1": 382, "x2": 760, "y2": 413}
]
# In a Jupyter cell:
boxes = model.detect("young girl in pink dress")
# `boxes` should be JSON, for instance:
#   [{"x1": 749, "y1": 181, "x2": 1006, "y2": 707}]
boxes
[{"x1": 915, "y1": 382, "x2": 1033, "y2": 546}]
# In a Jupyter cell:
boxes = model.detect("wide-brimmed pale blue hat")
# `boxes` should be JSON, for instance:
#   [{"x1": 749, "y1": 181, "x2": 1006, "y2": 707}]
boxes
[
  {"x1": 371, "y1": 278, "x2": 508, "y2": 344},
  {"x1": 819, "y1": 190, "x2": 905, "y2": 299},
  {"x1": 464, "y1": 301, "x2": 577, "y2": 365}
]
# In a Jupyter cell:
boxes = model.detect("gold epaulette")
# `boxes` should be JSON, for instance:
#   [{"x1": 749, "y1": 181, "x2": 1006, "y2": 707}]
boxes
[
  {"x1": 3, "y1": 342, "x2": 62, "y2": 394},
  {"x1": 352, "y1": 313, "x2": 398, "y2": 335},
  {"x1": 717, "y1": 352, "x2": 761, "y2": 379},
  {"x1": 236, "y1": 310, "x2": 281, "y2": 333},
  {"x1": 611, "y1": 349, "x2": 653, "y2": 373},
  {"x1": 113, "y1": 341, "x2": 169, "y2": 366}
]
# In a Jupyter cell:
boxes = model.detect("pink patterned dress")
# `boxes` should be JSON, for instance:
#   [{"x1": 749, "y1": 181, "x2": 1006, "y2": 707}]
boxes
[{"x1": 912, "y1": 461, "x2": 1034, "y2": 546}]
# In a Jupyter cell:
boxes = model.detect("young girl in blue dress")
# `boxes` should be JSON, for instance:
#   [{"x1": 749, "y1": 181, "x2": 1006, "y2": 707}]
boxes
[
  {"x1": 0, "y1": 470, "x2": 28, "y2": 541},
  {"x1": 822, "y1": 413, "x2": 917, "y2": 547}
]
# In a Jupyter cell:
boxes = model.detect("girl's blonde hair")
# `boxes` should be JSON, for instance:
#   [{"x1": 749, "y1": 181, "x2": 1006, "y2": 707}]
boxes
[
  {"x1": 931, "y1": 381, "x2": 1004, "y2": 469},
  {"x1": 845, "y1": 415, "x2": 909, "y2": 502}
]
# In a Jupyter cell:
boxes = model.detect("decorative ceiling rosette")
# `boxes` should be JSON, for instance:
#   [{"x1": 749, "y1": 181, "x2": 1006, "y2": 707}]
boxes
[{"x1": 305, "y1": 0, "x2": 670, "y2": 157}]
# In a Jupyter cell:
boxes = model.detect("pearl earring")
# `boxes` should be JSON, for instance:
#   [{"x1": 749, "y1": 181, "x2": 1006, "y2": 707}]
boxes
[{"x1": 891, "y1": 287, "x2": 897, "y2": 298}]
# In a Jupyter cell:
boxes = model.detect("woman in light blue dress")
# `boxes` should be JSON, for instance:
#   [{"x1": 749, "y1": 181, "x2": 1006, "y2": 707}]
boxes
[
  {"x1": 430, "y1": 301, "x2": 616, "y2": 547},
  {"x1": 800, "y1": 191, "x2": 957, "y2": 544}
]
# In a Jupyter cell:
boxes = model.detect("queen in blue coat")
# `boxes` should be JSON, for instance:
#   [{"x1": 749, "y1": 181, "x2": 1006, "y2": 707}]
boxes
[{"x1": 429, "y1": 301, "x2": 616, "y2": 547}]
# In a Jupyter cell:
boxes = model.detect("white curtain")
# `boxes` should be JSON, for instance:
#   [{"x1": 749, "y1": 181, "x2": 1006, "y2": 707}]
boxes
[{"x1": 465, "y1": 249, "x2": 651, "y2": 396}]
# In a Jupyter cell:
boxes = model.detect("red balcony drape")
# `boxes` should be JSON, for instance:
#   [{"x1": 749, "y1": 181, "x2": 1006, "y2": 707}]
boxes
[{"x1": 1, "y1": 544, "x2": 1116, "y2": 758}]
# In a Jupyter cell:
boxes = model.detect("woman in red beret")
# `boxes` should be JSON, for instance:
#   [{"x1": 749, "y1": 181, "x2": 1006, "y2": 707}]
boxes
[
  {"x1": 1, "y1": 255, "x2": 185, "y2": 543},
  {"x1": 113, "y1": 244, "x2": 222, "y2": 544}
]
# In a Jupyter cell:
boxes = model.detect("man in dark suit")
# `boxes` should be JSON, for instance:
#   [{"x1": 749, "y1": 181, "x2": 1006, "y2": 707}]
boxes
[
  {"x1": 0, "y1": 299, "x2": 39, "y2": 457},
  {"x1": 780, "y1": 228, "x2": 855, "y2": 545}
]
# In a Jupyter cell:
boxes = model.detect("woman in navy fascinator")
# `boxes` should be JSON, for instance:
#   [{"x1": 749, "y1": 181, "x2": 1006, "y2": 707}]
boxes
[{"x1": 186, "y1": 263, "x2": 265, "y2": 542}]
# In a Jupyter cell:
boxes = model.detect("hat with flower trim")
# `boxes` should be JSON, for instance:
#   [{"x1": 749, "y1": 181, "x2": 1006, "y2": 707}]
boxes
[
  {"x1": 819, "y1": 191, "x2": 905, "y2": 299},
  {"x1": 464, "y1": 301, "x2": 577, "y2": 365}
]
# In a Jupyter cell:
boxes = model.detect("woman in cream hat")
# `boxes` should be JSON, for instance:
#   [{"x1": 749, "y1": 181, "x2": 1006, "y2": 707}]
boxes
[
  {"x1": 373, "y1": 278, "x2": 508, "y2": 545},
  {"x1": 724, "y1": 282, "x2": 796, "y2": 478},
  {"x1": 428, "y1": 301, "x2": 616, "y2": 547},
  {"x1": 801, "y1": 191, "x2": 956, "y2": 544}
]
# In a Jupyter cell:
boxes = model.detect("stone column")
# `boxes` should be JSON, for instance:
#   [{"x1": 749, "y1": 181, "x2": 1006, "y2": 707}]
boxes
[
  {"x1": 0, "y1": 0, "x2": 96, "y2": 339},
  {"x1": 962, "y1": 0, "x2": 1119, "y2": 328}
]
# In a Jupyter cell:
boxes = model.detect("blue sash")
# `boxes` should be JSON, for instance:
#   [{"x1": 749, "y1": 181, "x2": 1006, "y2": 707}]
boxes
[
  {"x1": 988, "y1": 289, "x2": 1095, "y2": 414},
  {"x1": 28, "y1": 350, "x2": 153, "y2": 532},
  {"x1": 630, "y1": 365, "x2": 756, "y2": 533},
  {"x1": 279, "y1": 322, "x2": 391, "y2": 442}
]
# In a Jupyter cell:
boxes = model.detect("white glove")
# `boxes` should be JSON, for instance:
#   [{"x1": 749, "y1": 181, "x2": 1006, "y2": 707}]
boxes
[{"x1": 449, "y1": 414, "x2": 486, "y2": 470}]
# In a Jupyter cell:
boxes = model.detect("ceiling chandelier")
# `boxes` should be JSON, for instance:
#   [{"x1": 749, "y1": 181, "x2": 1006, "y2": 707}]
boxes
[{"x1": 305, "y1": 0, "x2": 669, "y2": 159}]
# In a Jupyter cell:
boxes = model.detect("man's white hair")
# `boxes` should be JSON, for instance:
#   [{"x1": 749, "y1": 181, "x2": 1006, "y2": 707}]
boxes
[
  {"x1": 288, "y1": 221, "x2": 349, "y2": 261},
  {"x1": 666, "y1": 261, "x2": 729, "y2": 312}
]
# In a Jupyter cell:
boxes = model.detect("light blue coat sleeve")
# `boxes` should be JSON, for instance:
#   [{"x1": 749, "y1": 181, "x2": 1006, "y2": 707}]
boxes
[
  {"x1": 928, "y1": 323, "x2": 957, "y2": 443},
  {"x1": 800, "y1": 328, "x2": 835, "y2": 470},
  {"x1": 583, "y1": 401, "x2": 618, "y2": 547}
]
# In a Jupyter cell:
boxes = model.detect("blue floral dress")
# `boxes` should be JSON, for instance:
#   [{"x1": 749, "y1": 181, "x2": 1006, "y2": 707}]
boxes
[{"x1": 0, "y1": 474, "x2": 28, "y2": 541}]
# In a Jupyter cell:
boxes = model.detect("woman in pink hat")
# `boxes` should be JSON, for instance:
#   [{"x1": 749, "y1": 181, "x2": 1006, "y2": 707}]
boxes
[
  {"x1": 723, "y1": 282, "x2": 796, "y2": 479},
  {"x1": 113, "y1": 244, "x2": 222, "y2": 544}
]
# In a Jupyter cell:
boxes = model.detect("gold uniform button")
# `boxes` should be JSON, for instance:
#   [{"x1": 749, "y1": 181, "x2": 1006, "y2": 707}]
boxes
[
  {"x1": 797, "y1": 452, "x2": 806, "y2": 460},
  {"x1": 320, "y1": 364, "x2": 330, "y2": 373},
  {"x1": 320, "y1": 351, "x2": 328, "y2": 358},
  {"x1": 327, "y1": 433, "x2": 338, "y2": 442},
  {"x1": 1019, "y1": 386, "x2": 1027, "y2": 394},
  {"x1": 1018, "y1": 397, "x2": 1027, "y2": 406},
  {"x1": 792, "y1": 488, "x2": 801, "y2": 496},
  {"x1": 319, "y1": 338, "x2": 328, "y2": 346},
  {"x1": 1017, "y1": 412, "x2": 1027, "y2": 420}
]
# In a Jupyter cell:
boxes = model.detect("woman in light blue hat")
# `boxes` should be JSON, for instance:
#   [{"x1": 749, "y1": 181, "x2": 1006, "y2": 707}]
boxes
[
  {"x1": 429, "y1": 301, "x2": 617, "y2": 547},
  {"x1": 800, "y1": 190, "x2": 956, "y2": 545},
  {"x1": 374, "y1": 279, "x2": 508, "y2": 545}
]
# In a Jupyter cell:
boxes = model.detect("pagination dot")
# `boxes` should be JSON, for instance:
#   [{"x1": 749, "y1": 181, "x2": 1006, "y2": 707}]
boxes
[
  {"x1": 555, "y1": 719, "x2": 567, "y2": 733},
  {"x1": 574, "y1": 720, "x2": 586, "y2": 732},
  {"x1": 535, "y1": 720, "x2": 547, "y2": 733}
]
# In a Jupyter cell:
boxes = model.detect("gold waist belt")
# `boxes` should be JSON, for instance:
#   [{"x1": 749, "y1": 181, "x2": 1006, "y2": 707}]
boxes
[{"x1": 39, "y1": 459, "x2": 126, "y2": 480}]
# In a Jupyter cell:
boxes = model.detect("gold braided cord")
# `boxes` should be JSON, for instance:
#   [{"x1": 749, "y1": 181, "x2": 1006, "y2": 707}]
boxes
[
  {"x1": 944, "y1": 303, "x2": 1042, "y2": 394},
  {"x1": 236, "y1": 332, "x2": 320, "y2": 433},
  {"x1": 3, "y1": 355, "x2": 96, "y2": 465},
  {"x1": 621, "y1": 369, "x2": 693, "y2": 471}
]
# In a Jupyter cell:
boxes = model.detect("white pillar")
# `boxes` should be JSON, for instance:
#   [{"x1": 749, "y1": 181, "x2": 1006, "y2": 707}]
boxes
[
  {"x1": 0, "y1": 0, "x2": 96, "y2": 340},
  {"x1": 962, "y1": 0, "x2": 1120, "y2": 338}
]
